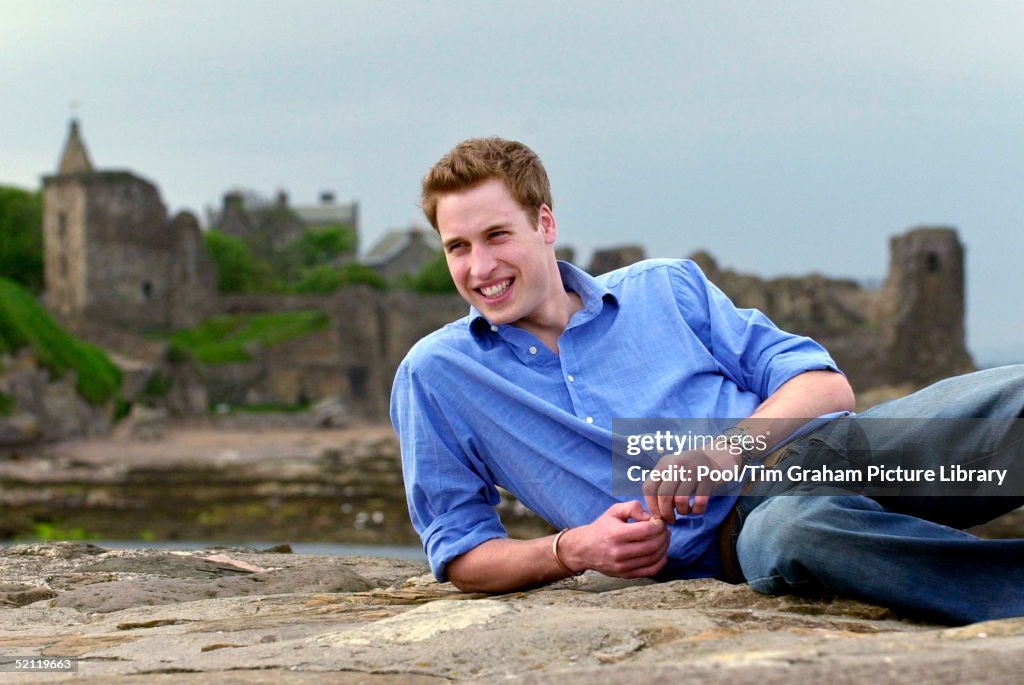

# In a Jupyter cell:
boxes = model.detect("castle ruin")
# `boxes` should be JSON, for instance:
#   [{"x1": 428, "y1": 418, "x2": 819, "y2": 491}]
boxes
[
  {"x1": 37, "y1": 122, "x2": 975, "y2": 421},
  {"x1": 42, "y1": 120, "x2": 216, "y2": 332},
  {"x1": 689, "y1": 228, "x2": 973, "y2": 391}
]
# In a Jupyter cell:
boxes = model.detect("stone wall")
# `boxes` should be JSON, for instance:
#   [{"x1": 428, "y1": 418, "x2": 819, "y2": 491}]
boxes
[
  {"x1": 41, "y1": 176, "x2": 88, "y2": 319},
  {"x1": 693, "y1": 227, "x2": 972, "y2": 391},
  {"x1": 588, "y1": 244, "x2": 646, "y2": 275},
  {"x1": 43, "y1": 171, "x2": 217, "y2": 333},
  {"x1": 210, "y1": 289, "x2": 466, "y2": 419},
  {"x1": 169, "y1": 212, "x2": 219, "y2": 329},
  {"x1": 879, "y1": 228, "x2": 973, "y2": 385},
  {"x1": 198, "y1": 227, "x2": 970, "y2": 418}
]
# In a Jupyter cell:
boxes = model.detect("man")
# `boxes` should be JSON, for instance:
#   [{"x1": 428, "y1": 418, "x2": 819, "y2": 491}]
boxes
[{"x1": 391, "y1": 137, "x2": 1024, "y2": 624}]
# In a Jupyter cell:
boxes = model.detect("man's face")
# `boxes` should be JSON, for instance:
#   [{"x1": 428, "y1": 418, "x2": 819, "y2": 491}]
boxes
[{"x1": 436, "y1": 178, "x2": 557, "y2": 327}]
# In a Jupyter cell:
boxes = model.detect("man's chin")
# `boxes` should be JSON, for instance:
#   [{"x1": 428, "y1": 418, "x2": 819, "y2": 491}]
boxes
[{"x1": 476, "y1": 304, "x2": 518, "y2": 327}]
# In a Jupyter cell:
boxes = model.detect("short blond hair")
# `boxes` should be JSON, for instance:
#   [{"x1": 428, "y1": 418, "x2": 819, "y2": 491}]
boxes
[{"x1": 421, "y1": 137, "x2": 552, "y2": 230}]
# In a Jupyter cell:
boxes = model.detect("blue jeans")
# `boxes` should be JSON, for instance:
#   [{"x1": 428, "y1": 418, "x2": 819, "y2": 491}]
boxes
[{"x1": 734, "y1": 365, "x2": 1024, "y2": 624}]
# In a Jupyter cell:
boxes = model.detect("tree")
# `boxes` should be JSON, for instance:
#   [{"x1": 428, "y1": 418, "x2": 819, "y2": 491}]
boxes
[
  {"x1": 293, "y1": 264, "x2": 343, "y2": 293},
  {"x1": 0, "y1": 185, "x2": 44, "y2": 292},
  {"x1": 409, "y1": 251, "x2": 457, "y2": 294},
  {"x1": 299, "y1": 224, "x2": 357, "y2": 267},
  {"x1": 203, "y1": 230, "x2": 279, "y2": 293},
  {"x1": 294, "y1": 262, "x2": 387, "y2": 294},
  {"x1": 338, "y1": 262, "x2": 387, "y2": 291}
]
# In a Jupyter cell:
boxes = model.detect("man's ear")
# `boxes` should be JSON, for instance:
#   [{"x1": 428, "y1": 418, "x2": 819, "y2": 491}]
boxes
[{"x1": 538, "y1": 204, "x2": 557, "y2": 245}]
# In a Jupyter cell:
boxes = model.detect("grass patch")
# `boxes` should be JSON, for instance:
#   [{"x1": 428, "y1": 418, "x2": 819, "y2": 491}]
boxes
[
  {"x1": 141, "y1": 372, "x2": 171, "y2": 399},
  {"x1": 0, "y1": 277, "x2": 121, "y2": 405},
  {"x1": 168, "y1": 310, "x2": 329, "y2": 365},
  {"x1": 27, "y1": 521, "x2": 98, "y2": 542}
]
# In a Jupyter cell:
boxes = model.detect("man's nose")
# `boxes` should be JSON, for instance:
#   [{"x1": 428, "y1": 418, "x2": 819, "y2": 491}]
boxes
[{"x1": 470, "y1": 247, "x2": 497, "y2": 279}]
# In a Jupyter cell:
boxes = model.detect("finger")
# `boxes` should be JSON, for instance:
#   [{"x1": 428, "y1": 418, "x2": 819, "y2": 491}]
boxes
[
  {"x1": 691, "y1": 495, "x2": 710, "y2": 515},
  {"x1": 695, "y1": 477, "x2": 716, "y2": 499},
  {"x1": 656, "y1": 480, "x2": 687, "y2": 520},
  {"x1": 608, "y1": 545, "x2": 667, "y2": 573},
  {"x1": 613, "y1": 516, "x2": 666, "y2": 543},
  {"x1": 673, "y1": 495, "x2": 691, "y2": 517},
  {"x1": 617, "y1": 553, "x2": 669, "y2": 578},
  {"x1": 658, "y1": 495, "x2": 677, "y2": 520},
  {"x1": 643, "y1": 493, "x2": 660, "y2": 519},
  {"x1": 610, "y1": 534, "x2": 670, "y2": 561},
  {"x1": 642, "y1": 483, "x2": 668, "y2": 519},
  {"x1": 608, "y1": 500, "x2": 648, "y2": 522}
]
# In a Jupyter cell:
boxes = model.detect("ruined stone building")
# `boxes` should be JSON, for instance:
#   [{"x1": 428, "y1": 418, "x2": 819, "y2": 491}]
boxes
[
  {"x1": 587, "y1": 244, "x2": 646, "y2": 275},
  {"x1": 361, "y1": 226, "x2": 441, "y2": 281},
  {"x1": 37, "y1": 123, "x2": 974, "y2": 421},
  {"x1": 575, "y1": 230, "x2": 972, "y2": 392},
  {"x1": 42, "y1": 120, "x2": 217, "y2": 332},
  {"x1": 211, "y1": 189, "x2": 359, "y2": 264},
  {"x1": 693, "y1": 228, "x2": 973, "y2": 390}
]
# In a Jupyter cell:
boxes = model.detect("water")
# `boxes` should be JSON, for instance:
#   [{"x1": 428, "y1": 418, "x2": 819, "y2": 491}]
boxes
[{"x1": 1, "y1": 539, "x2": 428, "y2": 562}]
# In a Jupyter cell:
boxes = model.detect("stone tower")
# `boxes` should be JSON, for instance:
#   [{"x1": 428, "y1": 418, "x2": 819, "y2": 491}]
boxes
[
  {"x1": 42, "y1": 120, "x2": 216, "y2": 331},
  {"x1": 880, "y1": 226, "x2": 973, "y2": 385}
]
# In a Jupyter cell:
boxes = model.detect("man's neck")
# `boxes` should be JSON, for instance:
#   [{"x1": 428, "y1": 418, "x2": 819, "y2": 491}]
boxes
[{"x1": 513, "y1": 289, "x2": 584, "y2": 354}]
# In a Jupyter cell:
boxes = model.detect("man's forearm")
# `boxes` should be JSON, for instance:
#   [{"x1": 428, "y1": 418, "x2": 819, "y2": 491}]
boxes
[
  {"x1": 644, "y1": 370, "x2": 856, "y2": 518},
  {"x1": 446, "y1": 501, "x2": 670, "y2": 593},
  {"x1": 735, "y1": 370, "x2": 855, "y2": 455},
  {"x1": 445, "y1": 536, "x2": 578, "y2": 593}
]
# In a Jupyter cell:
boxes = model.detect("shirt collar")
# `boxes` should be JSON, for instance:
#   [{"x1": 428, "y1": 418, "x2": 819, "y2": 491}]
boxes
[{"x1": 468, "y1": 260, "x2": 618, "y2": 342}]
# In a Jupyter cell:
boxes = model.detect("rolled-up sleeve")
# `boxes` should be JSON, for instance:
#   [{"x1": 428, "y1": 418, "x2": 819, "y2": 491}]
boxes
[
  {"x1": 390, "y1": 359, "x2": 508, "y2": 581},
  {"x1": 671, "y1": 260, "x2": 842, "y2": 401}
]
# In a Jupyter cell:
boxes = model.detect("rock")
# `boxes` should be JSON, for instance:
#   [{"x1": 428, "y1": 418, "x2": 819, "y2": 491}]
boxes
[
  {"x1": 0, "y1": 583, "x2": 57, "y2": 606},
  {"x1": 587, "y1": 245, "x2": 646, "y2": 275},
  {"x1": 0, "y1": 412, "x2": 41, "y2": 447},
  {"x1": 49, "y1": 554, "x2": 376, "y2": 613},
  {"x1": 311, "y1": 396, "x2": 349, "y2": 428},
  {"x1": 2, "y1": 542, "x2": 1023, "y2": 683},
  {"x1": 110, "y1": 404, "x2": 169, "y2": 441},
  {"x1": 0, "y1": 349, "x2": 114, "y2": 443}
]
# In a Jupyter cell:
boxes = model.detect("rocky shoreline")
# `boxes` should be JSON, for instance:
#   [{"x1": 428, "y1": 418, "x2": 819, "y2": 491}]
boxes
[
  {"x1": 3, "y1": 425, "x2": 1024, "y2": 682},
  {"x1": 4, "y1": 422, "x2": 1019, "y2": 546},
  {"x1": 2, "y1": 541, "x2": 1023, "y2": 684},
  {"x1": 0, "y1": 425, "x2": 552, "y2": 545}
]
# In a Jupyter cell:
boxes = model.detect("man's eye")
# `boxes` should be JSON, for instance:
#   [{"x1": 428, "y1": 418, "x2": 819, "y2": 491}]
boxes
[{"x1": 447, "y1": 243, "x2": 465, "y2": 253}]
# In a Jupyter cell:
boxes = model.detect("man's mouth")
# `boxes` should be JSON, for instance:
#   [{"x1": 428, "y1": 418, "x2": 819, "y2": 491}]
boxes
[{"x1": 478, "y1": 278, "x2": 513, "y2": 299}]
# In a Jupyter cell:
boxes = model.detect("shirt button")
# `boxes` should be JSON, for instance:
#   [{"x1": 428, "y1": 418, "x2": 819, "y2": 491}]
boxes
[
  {"x1": 567, "y1": 375, "x2": 575, "y2": 383},
  {"x1": 585, "y1": 416, "x2": 594, "y2": 424},
  {"x1": 528, "y1": 346, "x2": 538, "y2": 355},
  {"x1": 490, "y1": 325, "x2": 498, "y2": 332}
]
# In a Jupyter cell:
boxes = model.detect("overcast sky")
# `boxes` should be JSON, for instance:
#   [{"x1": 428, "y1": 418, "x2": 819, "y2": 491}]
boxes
[{"x1": 2, "y1": 1, "x2": 1021, "y2": 364}]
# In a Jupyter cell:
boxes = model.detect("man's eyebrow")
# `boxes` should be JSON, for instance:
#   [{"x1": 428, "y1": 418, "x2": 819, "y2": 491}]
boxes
[{"x1": 442, "y1": 223, "x2": 509, "y2": 250}]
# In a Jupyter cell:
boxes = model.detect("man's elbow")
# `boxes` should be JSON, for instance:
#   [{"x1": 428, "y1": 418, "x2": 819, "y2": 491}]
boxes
[
  {"x1": 445, "y1": 552, "x2": 491, "y2": 593},
  {"x1": 826, "y1": 372, "x2": 856, "y2": 413},
  {"x1": 445, "y1": 567, "x2": 482, "y2": 593}
]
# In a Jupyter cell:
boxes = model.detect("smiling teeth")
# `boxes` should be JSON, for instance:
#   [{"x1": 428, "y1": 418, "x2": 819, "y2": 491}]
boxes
[{"x1": 480, "y1": 280, "x2": 511, "y2": 297}]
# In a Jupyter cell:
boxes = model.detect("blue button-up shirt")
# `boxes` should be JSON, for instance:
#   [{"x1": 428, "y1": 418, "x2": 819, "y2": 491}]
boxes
[{"x1": 391, "y1": 259, "x2": 841, "y2": 581}]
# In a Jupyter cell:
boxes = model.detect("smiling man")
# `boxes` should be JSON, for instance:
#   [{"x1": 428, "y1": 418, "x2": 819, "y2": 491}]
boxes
[
  {"x1": 433, "y1": 176, "x2": 576, "y2": 353},
  {"x1": 390, "y1": 137, "x2": 1024, "y2": 624}
]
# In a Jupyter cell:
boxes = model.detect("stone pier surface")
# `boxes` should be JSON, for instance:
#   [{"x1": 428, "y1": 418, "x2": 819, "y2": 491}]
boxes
[{"x1": 1, "y1": 543, "x2": 1023, "y2": 684}]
